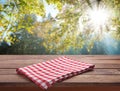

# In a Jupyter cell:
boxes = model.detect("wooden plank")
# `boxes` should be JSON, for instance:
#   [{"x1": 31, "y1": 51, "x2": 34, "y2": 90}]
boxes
[
  {"x1": 68, "y1": 56, "x2": 120, "y2": 63},
  {"x1": 0, "y1": 69, "x2": 120, "y2": 75},
  {"x1": 0, "y1": 56, "x2": 120, "y2": 69},
  {"x1": 84, "y1": 69, "x2": 120, "y2": 75},
  {"x1": 0, "y1": 63, "x2": 119, "y2": 68},
  {"x1": 0, "y1": 55, "x2": 59, "y2": 61},
  {"x1": 0, "y1": 75, "x2": 120, "y2": 86},
  {"x1": 0, "y1": 58, "x2": 120, "y2": 64},
  {"x1": 0, "y1": 69, "x2": 16, "y2": 75},
  {"x1": 0, "y1": 86, "x2": 120, "y2": 91},
  {"x1": 95, "y1": 64, "x2": 120, "y2": 68},
  {"x1": 79, "y1": 56, "x2": 120, "y2": 60},
  {"x1": 63, "y1": 75, "x2": 120, "y2": 84},
  {"x1": 0, "y1": 59, "x2": 44, "y2": 63},
  {"x1": 83, "y1": 55, "x2": 120, "y2": 59},
  {"x1": 0, "y1": 55, "x2": 120, "y2": 61},
  {"x1": 0, "y1": 75, "x2": 29, "y2": 83}
]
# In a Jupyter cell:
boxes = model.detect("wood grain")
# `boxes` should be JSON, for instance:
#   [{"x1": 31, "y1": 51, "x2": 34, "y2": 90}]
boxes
[
  {"x1": 0, "y1": 69, "x2": 120, "y2": 75},
  {"x1": 0, "y1": 63, "x2": 120, "y2": 68},
  {"x1": 0, "y1": 55, "x2": 120, "y2": 90},
  {"x1": 0, "y1": 59, "x2": 120, "y2": 64},
  {"x1": 0, "y1": 86, "x2": 120, "y2": 91},
  {"x1": 0, "y1": 55, "x2": 120, "y2": 61},
  {"x1": 0, "y1": 75, "x2": 120, "y2": 85}
]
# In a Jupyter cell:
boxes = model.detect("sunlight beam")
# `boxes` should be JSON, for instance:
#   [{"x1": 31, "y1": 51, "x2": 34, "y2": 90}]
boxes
[{"x1": 88, "y1": 7, "x2": 110, "y2": 28}]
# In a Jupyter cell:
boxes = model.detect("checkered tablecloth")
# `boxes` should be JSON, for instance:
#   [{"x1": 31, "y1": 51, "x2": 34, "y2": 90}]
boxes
[{"x1": 16, "y1": 56, "x2": 95, "y2": 89}]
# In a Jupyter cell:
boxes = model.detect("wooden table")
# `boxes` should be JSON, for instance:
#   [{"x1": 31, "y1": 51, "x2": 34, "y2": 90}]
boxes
[{"x1": 0, "y1": 55, "x2": 120, "y2": 91}]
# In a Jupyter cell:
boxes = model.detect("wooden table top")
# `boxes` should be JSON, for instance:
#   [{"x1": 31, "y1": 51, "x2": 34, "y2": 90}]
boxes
[{"x1": 0, "y1": 55, "x2": 120, "y2": 87}]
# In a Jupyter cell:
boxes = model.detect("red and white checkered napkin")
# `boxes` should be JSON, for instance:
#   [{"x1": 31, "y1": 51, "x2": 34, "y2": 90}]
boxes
[{"x1": 16, "y1": 56, "x2": 95, "y2": 90}]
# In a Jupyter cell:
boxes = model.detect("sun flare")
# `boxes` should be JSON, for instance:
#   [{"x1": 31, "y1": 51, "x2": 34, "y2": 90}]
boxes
[
  {"x1": 88, "y1": 7, "x2": 110, "y2": 27},
  {"x1": 78, "y1": 4, "x2": 113, "y2": 36}
]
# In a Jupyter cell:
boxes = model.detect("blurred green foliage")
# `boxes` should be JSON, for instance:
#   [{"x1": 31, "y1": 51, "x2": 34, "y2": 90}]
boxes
[{"x1": 0, "y1": 0, "x2": 120, "y2": 54}]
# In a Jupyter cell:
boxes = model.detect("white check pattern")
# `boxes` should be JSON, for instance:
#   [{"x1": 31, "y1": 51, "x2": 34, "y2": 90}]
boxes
[{"x1": 16, "y1": 56, "x2": 95, "y2": 90}]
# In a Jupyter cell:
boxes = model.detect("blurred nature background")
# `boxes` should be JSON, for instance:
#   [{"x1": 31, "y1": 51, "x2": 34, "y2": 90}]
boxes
[{"x1": 0, "y1": 0, "x2": 120, "y2": 54}]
